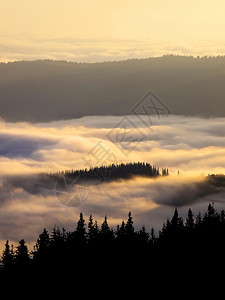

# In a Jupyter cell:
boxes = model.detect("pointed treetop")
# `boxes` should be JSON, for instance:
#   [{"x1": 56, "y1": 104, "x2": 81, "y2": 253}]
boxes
[{"x1": 125, "y1": 212, "x2": 134, "y2": 236}]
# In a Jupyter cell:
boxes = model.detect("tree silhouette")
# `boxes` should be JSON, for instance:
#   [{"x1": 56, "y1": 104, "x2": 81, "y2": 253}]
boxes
[
  {"x1": 15, "y1": 239, "x2": 30, "y2": 266},
  {"x1": 149, "y1": 227, "x2": 156, "y2": 246},
  {"x1": 47, "y1": 162, "x2": 169, "y2": 185},
  {"x1": 33, "y1": 228, "x2": 50, "y2": 263},
  {"x1": 116, "y1": 220, "x2": 126, "y2": 241},
  {"x1": 1, "y1": 203, "x2": 225, "y2": 278},
  {"x1": 88, "y1": 215, "x2": 94, "y2": 240},
  {"x1": 71, "y1": 213, "x2": 87, "y2": 250},
  {"x1": 36, "y1": 228, "x2": 50, "y2": 251},
  {"x1": 100, "y1": 215, "x2": 114, "y2": 243},
  {"x1": 77, "y1": 213, "x2": 86, "y2": 238},
  {"x1": 2, "y1": 240, "x2": 14, "y2": 270},
  {"x1": 125, "y1": 212, "x2": 135, "y2": 240},
  {"x1": 88, "y1": 215, "x2": 99, "y2": 243},
  {"x1": 137, "y1": 226, "x2": 149, "y2": 245},
  {"x1": 171, "y1": 208, "x2": 183, "y2": 228},
  {"x1": 185, "y1": 208, "x2": 195, "y2": 232}
]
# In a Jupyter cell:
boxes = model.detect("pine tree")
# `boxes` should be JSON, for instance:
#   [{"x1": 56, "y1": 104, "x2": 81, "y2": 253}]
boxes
[
  {"x1": 36, "y1": 228, "x2": 50, "y2": 250},
  {"x1": 150, "y1": 228, "x2": 156, "y2": 244},
  {"x1": 186, "y1": 209, "x2": 195, "y2": 231},
  {"x1": 34, "y1": 228, "x2": 50, "y2": 261},
  {"x1": 116, "y1": 220, "x2": 126, "y2": 240},
  {"x1": 171, "y1": 208, "x2": 179, "y2": 227},
  {"x1": 76, "y1": 213, "x2": 87, "y2": 244},
  {"x1": 125, "y1": 212, "x2": 134, "y2": 238},
  {"x1": 2, "y1": 240, "x2": 14, "y2": 270},
  {"x1": 15, "y1": 239, "x2": 30, "y2": 266},
  {"x1": 93, "y1": 220, "x2": 99, "y2": 236},
  {"x1": 171, "y1": 208, "x2": 184, "y2": 230},
  {"x1": 88, "y1": 215, "x2": 99, "y2": 242},
  {"x1": 88, "y1": 214, "x2": 94, "y2": 239},
  {"x1": 205, "y1": 202, "x2": 216, "y2": 219},
  {"x1": 100, "y1": 215, "x2": 110, "y2": 235},
  {"x1": 196, "y1": 212, "x2": 203, "y2": 226},
  {"x1": 100, "y1": 216, "x2": 114, "y2": 243},
  {"x1": 138, "y1": 226, "x2": 149, "y2": 244}
]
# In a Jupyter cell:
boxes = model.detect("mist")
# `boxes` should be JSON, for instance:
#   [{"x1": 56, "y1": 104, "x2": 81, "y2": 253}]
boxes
[{"x1": 0, "y1": 114, "x2": 225, "y2": 250}]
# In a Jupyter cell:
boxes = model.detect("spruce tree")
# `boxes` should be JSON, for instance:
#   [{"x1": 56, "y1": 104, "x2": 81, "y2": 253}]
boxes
[
  {"x1": 88, "y1": 215, "x2": 99, "y2": 242},
  {"x1": 116, "y1": 220, "x2": 126, "y2": 241},
  {"x1": 150, "y1": 228, "x2": 156, "y2": 244},
  {"x1": 101, "y1": 215, "x2": 110, "y2": 235},
  {"x1": 76, "y1": 213, "x2": 87, "y2": 244},
  {"x1": 15, "y1": 239, "x2": 30, "y2": 266},
  {"x1": 34, "y1": 228, "x2": 50, "y2": 262},
  {"x1": 100, "y1": 215, "x2": 114, "y2": 243},
  {"x1": 36, "y1": 228, "x2": 50, "y2": 250},
  {"x1": 138, "y1": 226, "x2": 149, "y2": 244},
  {"x1": 125, "y1": 212, "x2": 134, "y2": 238},
  {"x1": 186, "y1": 208, "x2": 195, "y2": 232},
  {"x1": 2, "y1": 240, "x2": 14, "y2": 270}
]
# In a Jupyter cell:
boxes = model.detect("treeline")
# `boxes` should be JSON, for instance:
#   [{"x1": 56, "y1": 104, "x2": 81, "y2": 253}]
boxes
[
  {"x1": 1, "y1": 203, "x2": 225, "y2": 276},
  {"x1": 46, "y1": 162, "x2": 169, "y2": 182}
]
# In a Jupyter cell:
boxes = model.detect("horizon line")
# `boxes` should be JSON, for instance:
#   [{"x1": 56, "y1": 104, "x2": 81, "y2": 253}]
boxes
[{"x1": 1, "y1": 54, "x2": 225, "y2": 65}]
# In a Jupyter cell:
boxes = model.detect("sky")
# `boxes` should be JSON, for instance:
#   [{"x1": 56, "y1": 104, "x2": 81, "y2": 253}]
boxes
[
  {"x1": 0, "y1": 0, "x2": 225, "y2": 62},
  {"x1": 1, "y1": 0, "x2": 225, "y2": 253},
  {"x1": 1, "y1": 114, "x2": 225, "y2": 251}
]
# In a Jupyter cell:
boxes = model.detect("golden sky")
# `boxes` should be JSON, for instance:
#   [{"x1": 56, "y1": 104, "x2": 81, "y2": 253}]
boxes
[{"x1": 0, "y1": 0, "x2": 225, "y2": 61}]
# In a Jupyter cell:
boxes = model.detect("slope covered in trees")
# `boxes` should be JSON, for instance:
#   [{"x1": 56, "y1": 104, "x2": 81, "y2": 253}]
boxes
[
  {"x1": 1, "y1": 55, "x2": 225, "y2": 122},
  {"x1": 46, "y1": 162, "x2": 168, "y2": 183},
  {"x1": 1, "y1": 203, "x2": 225, "y2": 280}
]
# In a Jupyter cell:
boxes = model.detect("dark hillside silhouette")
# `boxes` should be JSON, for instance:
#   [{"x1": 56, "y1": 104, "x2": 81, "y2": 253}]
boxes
[
  {"x1": 1, "y1": 203, "x2": 225, "y2": 281},
  {"x1": 1, "y1": 55, "x2": 225, "y2": 122},
  {"x1": 46, "y1": 162, "x2": 168, "y2": 184}
]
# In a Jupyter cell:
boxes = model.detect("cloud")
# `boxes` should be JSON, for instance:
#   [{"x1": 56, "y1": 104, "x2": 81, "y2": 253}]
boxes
[
  {"x1": 0, "y1": 114, "x2": 225, "y2": 250},
  {"x1": 1, "y1": 36, "x2": 225, "y2": 63},
  {"x1": 1, "y1": 114, "x2": 225, "y2": 175},
  {"x1": 0, "y1": 173, "x2": 225, "y2": 252},
  {"x1": 0, "y1": 133, "x2": 59, "y2": 158}
]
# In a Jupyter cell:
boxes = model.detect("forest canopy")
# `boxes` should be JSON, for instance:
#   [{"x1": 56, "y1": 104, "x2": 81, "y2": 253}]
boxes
[{"x1": 1, "y1": 203, "x2": 225, "y2": 277}]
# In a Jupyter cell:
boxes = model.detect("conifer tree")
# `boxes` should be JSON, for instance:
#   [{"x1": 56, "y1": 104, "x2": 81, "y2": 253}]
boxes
[
  {"x1": 34, "y1": 228, "x2": 50, "y2": 261},
  {"x1": 2, "y1": 240, "x2": 14, "y2": 270},
  {"x1": 36, "y1": 228, "x2": 50, "y2": 250},
  {"x1": 171, "y1": 208, "x2": 184, "y2": 230},
  {"x1": 88, "y1": 215, "x2": 99, "y2": 242},
  {"x1": 76, "y1": 213, "x2": 87, "y2": 244},
  {"x1": 196, "y1": 212, "x2": 203, "y2": 226},
  {"x1": 88, "y1": 214, "x2": 94, "y2": 240},
  {"x1": 15, "y1": 239, "x2": 30, "y2": 266},
  {"x1": 101, "y1": 215, "x2": 110, "y2": 235},
  {"x1": 125, "y1": 212, "x2": 134, "y2": 238},
  {"x1": 138, "y1": 226, "x2": 149, "y2": 244},
  {"x1": 186, "y1": 209, "x2": 195, "y2": 231},
  {"x1": 150, "y1": 228, "x2": 156, "y2": 244},
  {"x1": 116, "y1": 220, "x2": 126, "y2": 240},
  {"x1": 100, "y1": 215, "x2": 114, "y2": 243}
]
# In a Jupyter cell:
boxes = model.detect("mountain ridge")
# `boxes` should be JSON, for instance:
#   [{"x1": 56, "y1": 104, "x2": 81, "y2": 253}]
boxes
[{"x1": 1, "y1": 55, "x2": 225, "y2": 122}]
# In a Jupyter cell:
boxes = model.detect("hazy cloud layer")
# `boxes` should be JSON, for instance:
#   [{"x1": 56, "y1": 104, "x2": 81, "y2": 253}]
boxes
[
  {"x1": 1, "y1": 115, "x2": 225, "y2": 175},
  {"x1": 0, "y1": 115, "x2": 225, "y2": 250},
  {"x1": 1, "y1": 36, "x2": 225, "y2": 63}
]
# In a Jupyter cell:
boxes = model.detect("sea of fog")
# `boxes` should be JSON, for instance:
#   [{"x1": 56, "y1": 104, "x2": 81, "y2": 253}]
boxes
[{"x1": 0, "y1": 114, "x2": 225, "y2": 251}]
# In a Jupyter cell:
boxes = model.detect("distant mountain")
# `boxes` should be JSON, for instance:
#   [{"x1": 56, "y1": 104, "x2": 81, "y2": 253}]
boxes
[{"x1": 1, "y1": 55, "x2": 225, "y2": 122}]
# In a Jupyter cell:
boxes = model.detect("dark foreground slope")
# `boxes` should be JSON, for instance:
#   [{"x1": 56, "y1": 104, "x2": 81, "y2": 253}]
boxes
[{"x1": 1, "y1": 203, "x2": 225, "y2": 287}]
